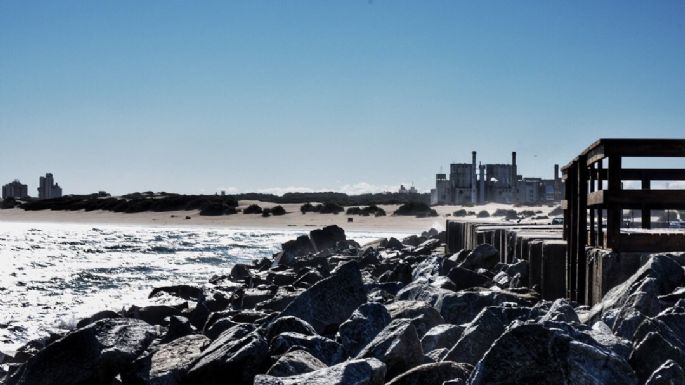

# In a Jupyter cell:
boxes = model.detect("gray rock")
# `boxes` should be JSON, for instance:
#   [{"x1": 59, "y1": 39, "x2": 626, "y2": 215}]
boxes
[
  {"x1": 459, "y1": 244, "x2": 498, "y2": 271},
  {"x1": 420, "y1": 324, "x2": 463, "y2": 353},
  {"x1": 310, "y1": 225, "x2": 346, "y2": 252},
  {"x1": 645, "y1": 359, "x2": 685, "y2": 385},
  {"x1": 7, "y1": 318, "x2": 158, "y2": 385},
  {"x1": 122, "y1": 334, "x2": 209, "y2": 385},
  {"x1": 385, "y1": 362, "x2": 471, "y2": 385},
  {"x1": 385, "y1": 301, "x2": 445, "y2": 337},
  {"x1": 630, "y1": 331, "x2": 685, "y2": 383},
  {"x1": 442, "y1": 307, "x2": 506, "y2": 364},
  {"x1": 433, "y1": 288, "x2": 537, "y2": 325},
  {"x1": 540, "y1": 298, "x2": 580, "y2": 324},
  {"x1": 337, "y1": 303, "x2": 391, "y2": 356},
  {"x1": 75, "y1": 310, "x2": 121, "y2": 328},
  {"x1": 280, "y1": 261, "x2": 367, "y2": 335},
  {"x1": 356, "y1": 318, "x2": 425, "y2": 379},
  {"x1": 185, "y1": 331, "x2": 268, "y2": 385},
  {"x1": 270, "y1": 332, "x2": 345, "y2": 366},
  {"x1": 204, "y1": 317, "x2": 238, "y2": 340},
  {"x1": 265, "y1": 349, "x2": 327, "y2": 377},
  {"x1": 445, "y1": 267, "x2": 488, "y2": 291},
  {"x1": 469, "y1": 323, "x2": 637, "y2": 385},
  {"x1": 586, "y1": 254, "x2": 684, "y2": 324},
  {"x1": 127, "y1": 305, "x2": 182, "y2": 326},
  {"x1": 265, "y1": 316, "x2": 317, "y2": 342},
  {"x1": 254, "y1": 358, "x2": 386, "y2": 385}
]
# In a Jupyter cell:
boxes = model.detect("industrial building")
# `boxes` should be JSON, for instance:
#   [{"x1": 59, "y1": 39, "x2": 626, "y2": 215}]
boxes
[
  {"x1": 2, "y1": 180, "x2": 29, "y2": 200},
  {"x1": 38, "y1": 173, "x2": 63, "y2": 200},
  {"x1": 430, "y1": 151, "x2": 562, "y2": 205}
]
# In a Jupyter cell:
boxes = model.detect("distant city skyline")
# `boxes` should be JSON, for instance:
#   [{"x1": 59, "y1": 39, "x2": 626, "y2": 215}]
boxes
[{"x1": 2, "y1": 1, "x2": 684, "y2": 195}]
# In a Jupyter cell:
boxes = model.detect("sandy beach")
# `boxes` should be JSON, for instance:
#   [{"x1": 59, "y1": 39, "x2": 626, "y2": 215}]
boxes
[{"x1": 0, "y1": 201, "x2": 560, "y2": 233}]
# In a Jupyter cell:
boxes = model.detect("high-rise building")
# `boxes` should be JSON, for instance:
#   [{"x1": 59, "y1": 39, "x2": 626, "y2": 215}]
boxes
[
  {"x1": 2, "y1": 180, "x2": 29, "y2": 199},
  {"x1": 38, "y1": 173, "x2": 63, "y2": 199}
]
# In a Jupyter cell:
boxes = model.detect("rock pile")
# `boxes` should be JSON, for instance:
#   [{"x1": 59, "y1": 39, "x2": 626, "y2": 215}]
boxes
[{"x1": 3, "y1": 224, "x2": 685, "y2": 385}]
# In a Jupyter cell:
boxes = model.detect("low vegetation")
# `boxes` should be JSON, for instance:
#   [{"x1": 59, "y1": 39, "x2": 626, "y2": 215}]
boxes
[
  {"x1": 346, "y1": 205, "x2": 386, "y2": 217},
  {"x1": 300, "y1": 202, "x2": 344, "y2": 214},
  {"x1": 393, "y1": 202, "x2": 438, "y2": 217}
]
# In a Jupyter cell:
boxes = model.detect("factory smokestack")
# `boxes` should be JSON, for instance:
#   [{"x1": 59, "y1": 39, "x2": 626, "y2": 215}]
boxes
[
  {"x1": 471, "y1": 151, "x2": 477, "y2": 204},
  {"x1": 511, "y1": 151, "x2": 518, "y2": 203}
]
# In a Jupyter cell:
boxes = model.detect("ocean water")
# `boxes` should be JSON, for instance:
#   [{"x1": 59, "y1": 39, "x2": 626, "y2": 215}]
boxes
[{"x1": 0, "y1": 221, "x2": 407, "y2": 354}]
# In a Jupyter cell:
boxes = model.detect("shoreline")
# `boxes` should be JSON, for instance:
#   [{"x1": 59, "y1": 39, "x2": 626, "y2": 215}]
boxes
[{"x1": 0, "y1": 201, "x2": 559, "y2": 233}]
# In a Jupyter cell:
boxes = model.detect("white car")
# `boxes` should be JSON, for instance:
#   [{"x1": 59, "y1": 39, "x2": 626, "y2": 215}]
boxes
[{"x1": 669, "y1": 221, "x2": 685, "y2": 229}]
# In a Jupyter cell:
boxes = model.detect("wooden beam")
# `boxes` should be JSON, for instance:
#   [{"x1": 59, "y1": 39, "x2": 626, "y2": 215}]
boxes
[
  {"x1": 587, "y1": 190, "x2": 685, "y2": 209},
  {"x1": 620, "y1": 233, "x2": 685, "y2": 253},
  {"x1": 591, "y1": 168, "x2": 685, "y2": 181}
]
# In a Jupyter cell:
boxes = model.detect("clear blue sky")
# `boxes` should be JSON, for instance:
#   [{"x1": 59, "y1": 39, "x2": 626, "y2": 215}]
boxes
[{"x1": 1, "y1": 1, "x2": 684, "y2": 195}]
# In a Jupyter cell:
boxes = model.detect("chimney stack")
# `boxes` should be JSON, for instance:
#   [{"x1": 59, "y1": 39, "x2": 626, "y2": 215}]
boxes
[
  {"x1": 511, "y1": 151, "x2": 518, "y2": 203},
  {"x1": 471, "y1": 151, "x2": 477, "y2": 204}
]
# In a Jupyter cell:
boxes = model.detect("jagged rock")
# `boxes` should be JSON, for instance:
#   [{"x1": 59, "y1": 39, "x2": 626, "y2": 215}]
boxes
[
  {"x1": 420, "y1": 324, "x2": 463, "y2": 353},
  {"x1": 162, "y1": 315, "x2": 194, "y2": 342},
  {"x1": 630, "y1": 331, "x2": 685, "y2": 383},
  {"x1": 379, "y1": 262, "x2": 413, "y2": 284},
  {"x1": 230, "y1": 263, "x2": 253, "y2": 281},
  {"x1": 446, "y1": 267, "x2": 488, "y2": 291},
  {"x1": 267, "y1": 271, "x2": 298, "y2": 286},
  {"x1": 540, "y1": 298, "x2": 580, "y2": 324},
  {"x1": 386, "y1": 237, "x2": 404, "y2": 250},
  {"x1": 265, "y1": 316, "x2": 317, "y2": 342},
  {"x1": 7, "y1": 318, "x2": 158, "y2": 385},
  {"x1": 185, "y1": 331, "x2": 268, "y2": 385},
  {"x1": 442, "y1": 307, "x2": 507, "y2": 364},
  {"x1": 413, "y1": 239, "x2": 441, "y2": 255},
  {"x1": 270, "y1": 332, "x2": 345, "y2": 365},
  {"x1": 469, "y1": 323, "x2": 637, "y2": 385},
  {"x1": 411, "y1": 257, "x2": 442, "y2": 281},
  {"x1": 204, "y1": 317, "x2": 238, "y2": 340},
  {"x1": 433, "y1": 288, "x2": 537, "y2": 324},
  {"x1": 126, "y1": 305, "x2": 183, "y2": 326},
  {"x1": 293, "y1": 269, "x2": 324, "y2": 287},
  {"x1": 645, "y1": 359, "x2": 685, "y2": 385},
  {"x1": 75, "y1": 310, "x2": 121, "y2": 328},
  {"x1": 254, "y1": 358, "x2": 386, "y2": 385},
  {"x1": 385, "y1": 361, "x2": 471, "y2": 385},
  {"x1": 280, "y1": 261, "x2": 366, "y2": 334},
  {"x1": 459, "y1": 244, "x2": 499, "y2": 270},
  {"x1": 396, "y1": 281, "x2": 451, "y2": 305},
  {"x1": 356, "y1": 318, "x2": 425, "y2": 379},
  {"x1": 149, "y1": 284, "x2": 204, "y2": 301},
  {"x1": 310, "y1": 225, "x2": 346, "y2": 252},
  {"x1": 337, "y1": 303, "x2": 391, "y2": 356},
  {"x1": 122, "y1": 334, "x2": 209, "y2": 385},
  {"x1": 279, "y1": 235, "x2": 315, "y2": 265},
  {"x1": 265, "y1": 348, "x2": 327, "y2": 377},
  {"x1": 586, "y1": 254, "x2": 684, "y2": 324},
  {"x1": 385, "y1": 301, "x2": 445, "y2": 337},
  {"x1": 402, "y1": 235, "x2": 424, "y2": 247}
]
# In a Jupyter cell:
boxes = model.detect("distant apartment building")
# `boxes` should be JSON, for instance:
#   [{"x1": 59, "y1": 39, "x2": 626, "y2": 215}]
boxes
[
  {"x1": 2, "y1": 180, "x2": 29, "y2": 199},
  {"x1": 38, "y1": 173, "x2": 63, "y2": 199},
  {"x1": 398, "y1": 184, "x2": 418, "y2": 194}
]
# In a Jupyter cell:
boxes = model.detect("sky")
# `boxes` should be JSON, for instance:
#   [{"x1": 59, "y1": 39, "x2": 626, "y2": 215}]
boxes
[{"x1": 1, "y1": 1, "x2": 684, "y2": 196}]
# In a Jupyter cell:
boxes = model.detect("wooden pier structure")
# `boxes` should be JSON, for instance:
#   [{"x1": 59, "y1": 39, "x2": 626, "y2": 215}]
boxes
[{"x1": 447, "y1": 138, "x2": 685, "y2": 306}]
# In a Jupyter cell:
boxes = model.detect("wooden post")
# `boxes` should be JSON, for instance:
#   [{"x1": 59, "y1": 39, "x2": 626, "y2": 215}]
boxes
[
  {"x1": 597, "y1": 160, "x2": 604, "y2": 247},
  {"x1": 607, "y1": 156, "x2": 622, "y2": 250},
  {"x1": 589, "y1": 162, "x2": 596, "y2": 246},
  {"x1": 642, "y1": 178, "x2": 651, "y2": 229},
  {"x1": 577, "y1": 154, "x2": 588, "y2": 304},
  {"x1": 567, "y1": 161, "x2": 578, "y2": 301}
]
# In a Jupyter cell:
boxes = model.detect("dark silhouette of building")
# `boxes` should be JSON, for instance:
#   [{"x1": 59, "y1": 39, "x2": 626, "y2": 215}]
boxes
[
  {"x1": 2, "y1": 180, "x2": 29, "y2": 199},
  {"x1": 38, "y1": 173, "x2": 62, "y2": 199}
]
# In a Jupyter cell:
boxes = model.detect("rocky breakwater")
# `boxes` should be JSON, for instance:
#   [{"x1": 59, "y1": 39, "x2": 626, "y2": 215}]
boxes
[{"x1": 3, "y1": 224, "x2": 685, "y2": 385}]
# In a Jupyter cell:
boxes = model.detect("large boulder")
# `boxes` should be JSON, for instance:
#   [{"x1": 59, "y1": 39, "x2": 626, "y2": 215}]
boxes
[
  {"x1": 433, "y1": 288, "x2": 537, "y2": 325},
  {"x1": 629, "y1": 331, "x2": 685, "y2": 383},
  {"x1": 122, "y1": 334, "x2": 209, "y2": 385},
  {"x1": 356, "y1": 318, "x2": 425, "y2": 379},
  {"x1": 7, "y1": 318, "x2": 158, "y2": 385},
  {"x1": 420, "y1": 324, "x2": 463, "y2": 353},
  {"x1": 254, "y1": 358, "x2": 386, "y2": 385},
  {"x1": 269, "y1": 332, "x2": 345, "y2": 366},
  {"x1": 265, "y1": 316, "x2": 317, "y2": 342},
  {"x1": 310, "y1": 225, "x2": 346, "y2": 252},
  {"x1": 278, "y1": 235, "x2": 315, "y2": 265},
  {"x1": 280, "y1": 261, "x2": 367, "y2": 335},
  {"x1": 385, "y1": 362, "x2": 470, "y2": 385},
  {"x1": 445, "y1": 267, "x2": 488, "y2": 291},
  {"x1": 385, "y1": 301, "x2": 445, "y2": 337},
  {"x1": 644, "y1": 359, "x2": 685, "y2": 385},
  {"x1": 469, "y1": 323, "x2": 637, "y2": 385},
  {"x1": 265, "y1": 349, "x2": 327, "y2": 377},
  {"x1": 184, "y1": 331, "x2": 268, "y2": 385},
  {"x1": 586, "y1": 254, "x2": 684, "y2": 325},
  {"x1": 459, "y1": 244, "x2": 499, "y2": 271},
  {"x1": 337, "y1": 303, "x2": 391, "y2": 356},
  {"x1": 442, "y1": 307, "x2": 507, "y2": 364}
]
